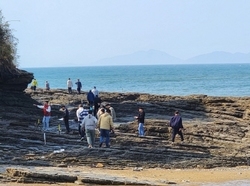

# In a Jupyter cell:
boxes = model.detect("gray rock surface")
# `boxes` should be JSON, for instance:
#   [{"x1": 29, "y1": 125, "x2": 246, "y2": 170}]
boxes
[{"x1": 0, "y1": 88, "x2": 249, "y2": 184}]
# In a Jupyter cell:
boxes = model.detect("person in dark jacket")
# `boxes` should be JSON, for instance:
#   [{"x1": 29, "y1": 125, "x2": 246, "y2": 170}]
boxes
[
  {"x1": 169, "y1": 111, "x2": 184, "y2": 144},
  {"x1": 134, "y1": 107, "x2": 145, "y2": 137},
  {"x1": 94, "y1": 95, "x2": 102, "y2": 116},
  {"x1": 75, "y1": 79, "x2": 82, "y2": 94},
  {"x1": 60, "y1": 105, "x2": 70, "y2": 134},
  {"x1": 87, "y1": 90, "x2": 95, "y2": 106}
]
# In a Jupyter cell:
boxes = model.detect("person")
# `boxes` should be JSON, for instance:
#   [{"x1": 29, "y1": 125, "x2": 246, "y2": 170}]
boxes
[
  {"x1": 31, "y1": 78, "x2": 38, "y2": 91},
  {"x1": 92, "y1": 86, "x2": 99, "y2": 97},
  {"x1": 75, "y1": 79, "x2": 82, "y2": 94},
  {"x1": 97, "y1": 108, "x2": 114, "y2": 148},
  {"x1": 67, "y1": 78, "x2": 73, "y2": 94},
  {"x1": 76, "y1": 104, "x2": 89, "y2": 141},
  {"x1": 134, "y1": 107, "x2": 145, "y2": 137},
  {"x1": 106, "y1": 103, "x2": 116, "y2": 121},
  {"x1": 96, "y1": 107, "x2": 105, "y2": 119},
  {"x1": 45, "y1": 81, "x2": 50, "y2": 91},
  {"x1": 81, "y1": 110, "x2": 97, "y2": 148},
  {"x1": 60, "y1": 105, "x2": 70, "y2": 134},
  {"x1": 87, "y1": 90, "x2": 95, "y2": 106},
  {"x1": 34, "y1": 101, "x2": 51, "y2": 131},
  {"x1": 169, "y1": 111, "x2": 184, "y2": 144},
  {"x1": 94, "y1": 95, "x2": 102, "y2": 116}
]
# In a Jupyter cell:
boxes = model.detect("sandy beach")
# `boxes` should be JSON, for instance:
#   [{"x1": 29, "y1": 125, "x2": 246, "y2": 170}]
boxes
[{"x1": 1, "y1": 166, "x2": 250, "y2": 186}]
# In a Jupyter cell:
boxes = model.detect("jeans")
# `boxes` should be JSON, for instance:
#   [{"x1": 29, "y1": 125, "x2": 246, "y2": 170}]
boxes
[
  {"x1": 78, "y1": 122, "x2": 85, "y2": 138},
  {"x1": 86, "y1": 129, "x2": 95, "y2": 147},
  {"x1": 171, "y1": 128, "x2": 184, "y2": 142},
  {"x1": 42, "y1": 116, "x2": 50, "y2": 131},
  {"x1": 99, "y1": 129, "x2": 110, "y2": 147},
  {"x1": 138, "y1": 123, "x2": 144, "y2": 136}
]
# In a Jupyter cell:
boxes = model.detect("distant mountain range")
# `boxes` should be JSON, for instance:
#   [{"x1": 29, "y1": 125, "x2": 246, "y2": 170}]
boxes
[{"x1": 95, "y1": 50, "x2": 250, "y2": 65}]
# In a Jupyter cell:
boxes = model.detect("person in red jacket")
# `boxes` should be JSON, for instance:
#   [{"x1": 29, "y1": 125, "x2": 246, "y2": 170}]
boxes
[{"x1": 34, "y1": 101, "x2": 51, "y2": 131}]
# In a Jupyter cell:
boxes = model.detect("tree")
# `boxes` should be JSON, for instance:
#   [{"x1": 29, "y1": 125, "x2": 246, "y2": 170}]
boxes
[{"x1": 0, "y1": 10, "x2": 20, "y2": 79}]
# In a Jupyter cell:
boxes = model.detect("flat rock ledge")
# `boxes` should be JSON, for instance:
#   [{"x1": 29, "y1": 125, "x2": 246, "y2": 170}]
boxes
[{"x1": 1, "y1": 167, "x2": 158, "y2": 185}]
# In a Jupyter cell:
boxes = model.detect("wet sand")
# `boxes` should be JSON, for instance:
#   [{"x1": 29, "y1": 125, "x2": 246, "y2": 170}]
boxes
[{"x1": 1, "y1": 166, "x2": 249, "y2": 186}]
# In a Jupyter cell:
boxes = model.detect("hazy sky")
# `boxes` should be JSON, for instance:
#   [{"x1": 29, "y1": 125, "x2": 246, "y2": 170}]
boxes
[{"x1": 1, "y1": 0, "x2": 250, "y2": 68}]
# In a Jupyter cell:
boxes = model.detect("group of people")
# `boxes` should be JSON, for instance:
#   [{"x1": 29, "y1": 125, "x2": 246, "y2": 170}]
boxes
[
  {"x1": 75, "y1": 103, "x2": 116, "y2": 148},
  {"x1": 34, "y1": 99, "x2": 184, "y2": 148}
]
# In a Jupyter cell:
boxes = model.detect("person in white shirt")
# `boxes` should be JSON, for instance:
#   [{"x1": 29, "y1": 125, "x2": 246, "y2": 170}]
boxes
[
  {"x1": 67, "y1": 78, "x2": 73, "y2": 94},
  {"x1": 81, "y1": 110, "x2": 97, "y2": 148},
  {"x1": 76, "y1": 104, "x2": 89, "y2": 141},
  {"x1": 92, "y1": 86, "x2": 99, "y2": 97}
]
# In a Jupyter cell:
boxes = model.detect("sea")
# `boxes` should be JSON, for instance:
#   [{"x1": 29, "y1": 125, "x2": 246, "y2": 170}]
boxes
[
  {"x1": 23, "y1": 64, "x2": 250, "y2": 186},
  {"x1": 23, "y1": 63, "x2": 250, "y2": 97}
]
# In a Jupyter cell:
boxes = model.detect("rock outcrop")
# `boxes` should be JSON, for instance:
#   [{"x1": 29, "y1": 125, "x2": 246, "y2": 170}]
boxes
[{"x1": 0, "y1": 88, "x2": 249, "y2": 184}]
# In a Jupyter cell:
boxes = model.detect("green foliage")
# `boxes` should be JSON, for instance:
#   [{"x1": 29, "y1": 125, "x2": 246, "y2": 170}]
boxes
[{"x1": 0, "y1": 10, "x2": 19, "y2": 70}]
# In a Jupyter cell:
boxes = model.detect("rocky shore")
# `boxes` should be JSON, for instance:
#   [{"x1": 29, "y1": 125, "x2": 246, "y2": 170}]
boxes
[{"x1": 0, "y1": 88, "x2": 250, "y2": 185}]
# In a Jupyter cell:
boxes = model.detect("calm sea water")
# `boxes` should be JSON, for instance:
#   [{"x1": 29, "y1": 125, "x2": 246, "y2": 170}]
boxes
[{"x1": 23, "y1": 64, "x2": 250, "y2": 97}]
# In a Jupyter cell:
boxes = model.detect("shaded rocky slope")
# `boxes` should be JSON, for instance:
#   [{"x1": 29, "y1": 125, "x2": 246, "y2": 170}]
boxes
[{"x1": 0, "y1": 88, "x2": 250, "y2": 184}]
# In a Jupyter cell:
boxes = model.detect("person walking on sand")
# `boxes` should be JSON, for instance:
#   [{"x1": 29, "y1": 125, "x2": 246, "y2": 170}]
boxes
[
  {"x1": 60, "y1": 105, "x2": 70, "y2": 134},
  {"x1": 81, "y1": 110, "x2": 97, "y2": 148},
  {"x1": 97, "y1": 108, "x2": 114, "y2": 148},
  {"x1": 134, "y1": 107, "x2": 145, "y2": 137},
  {"x1": 67, "y1": 78, "x2": 73, "y2": 94},
  {"x1": 34, "y1": 101, "x2": 51, "y2": 131},
  {"x1": 169, "y1": 111, "x2": 184, "y2": 144},
  {"x1": 75, "y1": 79, "x2": 82, "y2": 94}
]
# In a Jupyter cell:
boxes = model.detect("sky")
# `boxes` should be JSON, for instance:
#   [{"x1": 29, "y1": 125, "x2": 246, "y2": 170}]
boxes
[{"x1": 1, "y1": 0, "x2": 250, "y2": 68}]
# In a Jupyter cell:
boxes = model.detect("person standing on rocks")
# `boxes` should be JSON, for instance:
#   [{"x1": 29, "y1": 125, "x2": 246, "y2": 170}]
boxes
[
  {"x1": 76, "y1": 104, "x2": 89, "y2": 141},
  {"x1": 96, "y1": 107, "x2": 105, "y2": 119},
  {"x1": 67, "y1": 78, "x2": 73, "y2": 94},
  {"x1": 75, "y1": 79, "x2": 82, "y2": 94},
  {"x1": 45, "y1": 81, "x2": 50, "y2": 91},
  {"x1": 169, "y1": 111, "x2": 184, "y2": 144},
  {"x1": 105, "y1": 103, "x2": 116, "y2": 122},
  {"x1": 135, "y1": 107, "x2": 145, "y2": 137},
  {"x1": 34, "y1": 101, "x2": 51, "y2": 131},
  {"x1": 81, "y1": 110, "x2": 97, "y2": 148},
  {"x1": 97, "y1": 108, "x2": 114, "y2": 148},
  {"x1": 87, "y1": 90, "x2": 95, "y2": 106},
  {"x1": 60, "y1": 105, "x2": 70, "y2": 134},
  {"x1": 92, "y1": 86, "x2": 99, "y2": 97},
  {"x1": 94, "y1": 95, "x2": 102, "y2": 116},
  {"x1": 31, "y1": 78, "x2": 38, "y2": 91}
]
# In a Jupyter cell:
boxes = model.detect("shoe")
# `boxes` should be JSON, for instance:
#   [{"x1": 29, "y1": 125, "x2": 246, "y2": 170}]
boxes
[
  {"x1": 80, "y1": 137, "x2": 84, "y2": 141},
  {"x1": 99, "y1": 143, "x2": 103, "y2": 147},
  {"x1": 171, "y1": 142, "x2": 175, "y2": 145}
]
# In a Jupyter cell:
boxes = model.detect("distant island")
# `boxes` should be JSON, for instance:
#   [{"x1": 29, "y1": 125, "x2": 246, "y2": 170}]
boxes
[{"x1": 95, "y1": 49, "x2": 250, "y2": 65}]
